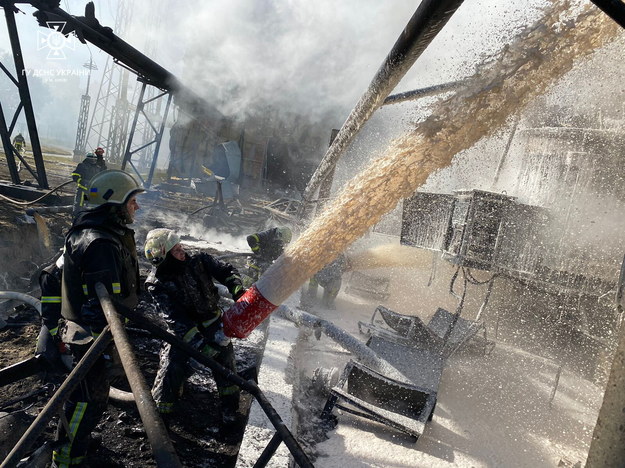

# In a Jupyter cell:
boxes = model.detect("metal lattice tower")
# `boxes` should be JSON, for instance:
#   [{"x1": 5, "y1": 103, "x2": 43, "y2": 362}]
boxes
[
  {"x1": 72, "y1": 56, "x2": 97, "y2": 160},
  {"x1": 132, "y1": 0, "x2": 167, "y2": 171},
  {"x1": 120, "y1": 0, "x2": 173, "y2": 186},
  {"x1": 85, "y1": 1, "x2": 133, "y2": 163}
]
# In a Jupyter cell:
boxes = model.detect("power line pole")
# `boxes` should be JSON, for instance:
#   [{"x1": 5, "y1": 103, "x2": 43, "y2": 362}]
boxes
[{"x1": 72, "y1": 55, "x2": 97, "y2": 161}]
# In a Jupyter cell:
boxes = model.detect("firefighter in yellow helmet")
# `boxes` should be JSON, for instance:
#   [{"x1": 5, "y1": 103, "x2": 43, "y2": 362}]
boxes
[{"x1": 144, "y1": 228, "x2": 245, "y2": 427}]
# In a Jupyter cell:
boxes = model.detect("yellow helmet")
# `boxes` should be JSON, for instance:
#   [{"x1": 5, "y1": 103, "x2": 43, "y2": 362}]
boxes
[
  {"x1": 86, "y1": 170, "x2": 145, "y2": 208},
  {"x1": 145, "y1": 228, "x2": 181, "y2": 266}
]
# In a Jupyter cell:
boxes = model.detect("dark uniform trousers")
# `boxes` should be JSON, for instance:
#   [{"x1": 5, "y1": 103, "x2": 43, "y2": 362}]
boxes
[
  {"x1": 152, "y1": 319, "x2": 239, "y2": 415},
  {"x1": 53, "y1": 340, "x2": 123, "y2": 467}
]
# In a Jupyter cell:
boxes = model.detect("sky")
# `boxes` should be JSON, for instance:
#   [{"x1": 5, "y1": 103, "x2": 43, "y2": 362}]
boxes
[{"x1": 0, "y1": 0, "x2": 548, "y2": 150}]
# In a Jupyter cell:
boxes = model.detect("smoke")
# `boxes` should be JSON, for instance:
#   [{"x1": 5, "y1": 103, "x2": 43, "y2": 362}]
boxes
[
  {"x1": 175, "y1": 0, "x2": 417, "y2": 122},
  {"x1": 135, "y1": 208, "x2": 250, "y2": 252},
  {"x1": 0, "y1": 0, "x2": 550, "y2": 157}
]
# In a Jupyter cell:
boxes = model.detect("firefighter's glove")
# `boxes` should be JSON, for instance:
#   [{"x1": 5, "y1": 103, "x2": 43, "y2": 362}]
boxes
[{"x1": 232, "y1": 286, "x2": 246, "y2": 302}]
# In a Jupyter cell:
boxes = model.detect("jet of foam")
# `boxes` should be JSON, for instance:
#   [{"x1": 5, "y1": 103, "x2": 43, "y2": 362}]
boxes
[{"x1": 260, "y1": 3, "x2": 621, "y2": 306}]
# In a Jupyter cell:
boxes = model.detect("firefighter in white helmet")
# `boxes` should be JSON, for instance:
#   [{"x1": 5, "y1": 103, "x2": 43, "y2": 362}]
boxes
[
  {"x1": 144, "y1": 228, "x2": 245, "y2": 426},
  {"x1": 52, "y1": 170, "x2": 145, "y2": 468}
]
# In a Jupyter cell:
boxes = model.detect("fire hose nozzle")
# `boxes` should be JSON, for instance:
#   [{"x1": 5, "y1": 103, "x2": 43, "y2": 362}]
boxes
[{"x1": 222, "y1": 284, "x2": 277, "y2": 338}]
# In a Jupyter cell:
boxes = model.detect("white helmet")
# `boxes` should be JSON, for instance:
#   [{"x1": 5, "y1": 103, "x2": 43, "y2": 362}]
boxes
[
  {"x1": 86, "y1": 170, "x2": 145, "y2": 208},
  {"x1": 144, "y1": 228, "x2": 181, "y2": 266}
]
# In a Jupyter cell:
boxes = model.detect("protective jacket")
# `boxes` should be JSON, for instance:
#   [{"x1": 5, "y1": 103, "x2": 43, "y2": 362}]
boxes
[
  {"x1": 61, "y1": 207, "x2": 140, "y2": 333},
  {"x1": 71, "y1": 159, "x2": 107, "y2": 185},
  {"x1": 146, "y1": 252, "x2": 243, "y2": 416},
  {"x1": 244, "y1": 227, "x2": 287, "y2": 283},
  {"x1": 12, "y1": 133, "x2": 25, "y2": 150},
  {"x1": 246, "y1": 228, "x2": 285, "y2": 263},
  {"x1": 72, "y1": 159, "x2": 107, "y2": 211},
  {"x1": 53, "y1": 206, "x2": 138, "y2": 467},
  {"x1": 146, "y1": 252, "x2": 243, "y2": 334},
  {"x1": 39, "y1": 262, "x2": 62, "y2": 337},
  {"x1": 314, "y1": 254, "x2": 346, "y2": 288}
]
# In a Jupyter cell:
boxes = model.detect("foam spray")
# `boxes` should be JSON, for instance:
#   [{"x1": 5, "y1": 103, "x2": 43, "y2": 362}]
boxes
[{"x1": 223, "y1": 3, "x2": 621, "y2": 338}]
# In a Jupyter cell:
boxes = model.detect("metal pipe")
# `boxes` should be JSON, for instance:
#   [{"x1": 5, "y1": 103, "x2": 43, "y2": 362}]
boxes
[
  {"x1": 492, "y1": 118, "x2": 519, "y2": 186},
  {"x1": 276, "y1": 305, "x2": 406, "y2": 382},
  {"x1": 589, "y1": 0, "x2": 625, "y2": 29},
  {"x1": 253, "y1": 432, "x2": 283, "y2": 468},
  {"x1": 0, "y1": 328, "x2": 113, "y2": 468},
  {"x1": 95, "y1": 283, "x2": 182, "y2": 468},
  {"x1": 382, "y1": 81, "x2": 462, "y2": 106},
  {"x1": 25, "y1": 205, "x2": 73, "y2": 215},
  {"x1": 4, "y1": 4, "x2": 48, "y2": 189},
  {"x1": 113, "y1": 303, "x2": 313, "y2": 468},
  {"x1": 0, "y1": 291, "x2": 41, "y2": 314},
  {"x1": 109, "y1": 386, "x2": 136, "y2": 404},
  {"x1": 301, "y1": 0, "x2": 466, "y2": 210}
]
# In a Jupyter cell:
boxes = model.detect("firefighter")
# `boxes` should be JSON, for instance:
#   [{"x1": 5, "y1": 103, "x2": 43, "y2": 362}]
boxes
[
  {"x1": 71, "y1": 151, "x2": 108, "y2": 215},
  {"x1": 144, "y1": 228, "x2": 246, "y2": 426},
  {"x1": 35, "y1": 252, "x2": 68, "y2": 372},
  {"x1": 244, "y1": 226, "x2": 292, "y2": 285},
  {"x1": 39, "y1": 252, "x2": 64, "y2": 343},
  {"x1": 94, "y1": 146, "x2": 105, "y2": 160},
  {"x1": 51, "y1": 170, "x2": 145, "y2": 468},
  {"x1": 301, "y1": 254, "x2": 347, "y2": 310},
  {"x1": 12, "y1": 132, "x2": 25, "y2": 154}
]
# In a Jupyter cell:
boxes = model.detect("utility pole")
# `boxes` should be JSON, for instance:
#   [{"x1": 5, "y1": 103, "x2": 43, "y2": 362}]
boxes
[{"x1": 73, "y1": 55, "x2": 97, "y2": 161}]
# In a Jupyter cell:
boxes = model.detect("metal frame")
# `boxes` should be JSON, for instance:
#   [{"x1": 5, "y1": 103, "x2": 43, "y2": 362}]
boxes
[
  {"x1": 121, "y1": 81, "x2": 173, "y2": 188},
  {"x1": 0, "y1": 3, "x2": 48, "y2": 188},
  {"x1": 301, "y1": 0, "x2": 467, "y2": 214},
  {"x1": 83, "y1": 1, "x2": 133, "y2": 163}
]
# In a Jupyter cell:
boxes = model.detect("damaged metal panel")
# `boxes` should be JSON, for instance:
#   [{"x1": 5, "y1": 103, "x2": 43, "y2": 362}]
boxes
[
  {"x1": 443, "y1": 190, "x2": 514, "y2": 270},
  {"x1": 400, "y1": 192, "x2": 455, "y2": 251}
]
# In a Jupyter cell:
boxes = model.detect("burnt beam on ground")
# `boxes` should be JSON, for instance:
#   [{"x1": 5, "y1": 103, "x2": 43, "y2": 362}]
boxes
[
  {"x1": 96, "y1": 283, "x2": 182, "y2": 468},
  {"x1": 0, "y1": 329, "x2": 113, "y2": 468},
  {"x1": 113, "y1": 299, "x2": 314, "y2": 468}
]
